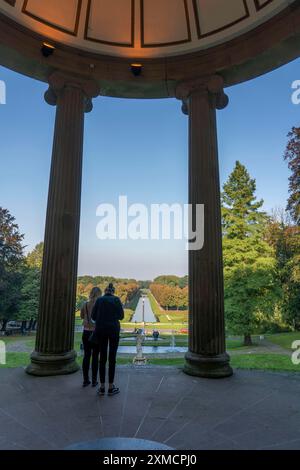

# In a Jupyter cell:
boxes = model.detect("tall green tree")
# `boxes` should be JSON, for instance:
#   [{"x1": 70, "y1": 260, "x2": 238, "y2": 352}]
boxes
[
  {"x1": 26, "y1": 242, "x2": 43, "y2": 269},
  {"x1": 17, "y1": 266, "x2": 40, "y2": 329},
  {"x1": 223, "y1": 238, "x2": 280, "y2": 343},
  {"x1": 222, "y1": 161, "x2": 266, "y2": 239},
  {"x1": 222, "y1": 162, "x2": 280, "y2": 345},
  {"x1": 284, "y1": 127, "x2": 300, "y2": 225},
  {"x1": 17, "y1": 242, "x2": 44, "y2": 329},
  {"x1": 0, "y1": 207, "x2": 24, "y2": 330},
  {"x1": 266, "y1": 211, "x2": 300, "y2": 330}
]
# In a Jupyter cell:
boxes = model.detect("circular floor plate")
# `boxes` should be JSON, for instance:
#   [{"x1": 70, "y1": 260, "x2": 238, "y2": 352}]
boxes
[{"x1": 66, "y1": 437, "x2": 173, "y2": 451}]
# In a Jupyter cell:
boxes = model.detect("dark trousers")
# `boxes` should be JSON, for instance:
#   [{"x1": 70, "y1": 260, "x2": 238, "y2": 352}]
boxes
[
  {"x1": 99, "y1": 329, "x2": 120, "y2": 384},
  {"x1": 82, "y1": 330, "x2": 99, "y2": 383}
]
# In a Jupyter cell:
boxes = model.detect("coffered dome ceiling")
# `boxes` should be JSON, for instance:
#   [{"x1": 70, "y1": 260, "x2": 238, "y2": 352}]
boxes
[{"x1": 0, "y1": 0, "x2": 294, "y2": 58}]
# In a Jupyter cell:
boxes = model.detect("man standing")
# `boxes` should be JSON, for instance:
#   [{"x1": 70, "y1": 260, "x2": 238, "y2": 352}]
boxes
[{"x1": 92, "y1": 283, "x2": 124, "y2": 396}]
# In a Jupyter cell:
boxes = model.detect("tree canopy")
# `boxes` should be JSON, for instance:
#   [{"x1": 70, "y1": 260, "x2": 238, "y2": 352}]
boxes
[
  {"x1": 0, "y1": 207, "x2": 24, "y2": 329},
  {"x1": 222, "y1": 161, "x2": 266, "y2": 240},
  {"x1": 26, "y1": 242, "x2": 43, "y2": 270},
  {"x1": 284, "y1": 127, "x2": 300, "y2": 225},
  {"x1": 222, "y1": 162, "x2": 280, "y2": 344}
]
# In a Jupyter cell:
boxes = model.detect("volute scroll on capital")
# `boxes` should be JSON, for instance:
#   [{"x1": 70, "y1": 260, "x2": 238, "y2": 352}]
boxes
[
  {"x1": 175, "y1": 74, "x2": 229, "y2": 114},
  {"x1": 44, "y1": 71, "x2": 100, "y2": 113}
]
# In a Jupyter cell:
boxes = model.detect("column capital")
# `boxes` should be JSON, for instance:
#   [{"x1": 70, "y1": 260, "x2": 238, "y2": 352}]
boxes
[
  {"x1": 44, "y1": 71, "x2": 100, "y2": 113},
  {"x1": 176, "y1": 75, "x2": 229, "y2": 113}
]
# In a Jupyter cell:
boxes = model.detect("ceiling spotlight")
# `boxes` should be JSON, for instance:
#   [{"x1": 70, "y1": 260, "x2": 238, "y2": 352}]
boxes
[
  {"x1": 41, "y1": 42, "x2": 55, "y2": 58},
  {"x1": 131, "y1": 63, "x2": 143, "y2": 77}
]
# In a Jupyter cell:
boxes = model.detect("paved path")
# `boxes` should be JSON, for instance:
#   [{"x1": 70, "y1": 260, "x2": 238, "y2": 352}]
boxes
[
  {"x1": 6, "y1": 340, "x2": 33, "y2": 353},
  {"x1": 1, "y1": 367, "x2": 300, "y2": 450},
  {"x1": 229, "y1": 339, "x2": 291, "y2": 356},
  {"x1": 131, "y1": 297, "x2": 156, "y2": 323},
  {"x1": 260, "y1": 338, "x2": 291, "y2": 355}
]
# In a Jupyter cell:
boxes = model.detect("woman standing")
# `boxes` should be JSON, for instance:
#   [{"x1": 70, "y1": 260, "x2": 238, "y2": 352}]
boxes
[
  {"x1": 92, "y1": 283, "x2": 124, "y2": 396},
  {"x1": 80, "y1": 286, "x2": 102, "y2": 387}
]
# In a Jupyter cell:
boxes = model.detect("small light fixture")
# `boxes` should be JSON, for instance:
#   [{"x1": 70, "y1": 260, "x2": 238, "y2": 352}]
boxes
[
  {"x1": 131, "y1": 63, "x2": 143, "y2": 77},
  {"x1": 41, "y1": 42, "x2": 55, "y2": 58}
]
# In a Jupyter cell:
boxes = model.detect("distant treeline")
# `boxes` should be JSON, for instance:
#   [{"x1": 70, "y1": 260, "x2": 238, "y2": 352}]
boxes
[
  {"x1": 153, "y1": 275, "x2": 188, "y2": 289},
  {"x1": 77, "y1": 276, "x2": 140, "y2": 309},
  {"x1": 77, "y1": 275, "x2": 189, "y2": 311},
  {"x1": 150, "y1": 276, "x2": 188, "y2": 310}
]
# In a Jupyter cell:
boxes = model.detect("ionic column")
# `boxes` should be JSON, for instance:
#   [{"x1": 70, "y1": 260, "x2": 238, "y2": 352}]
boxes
[
  {"x1": 176, "y1": 75, "x2": 233, "y2": 378},
  {"x1": 26, "y1": 72, "x2": 99, "y2": 376}
]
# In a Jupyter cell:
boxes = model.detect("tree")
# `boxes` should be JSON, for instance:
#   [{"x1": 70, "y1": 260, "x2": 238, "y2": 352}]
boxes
[
  {"x1": 0, "y1": 208, "x2": 24, "y2": 268},
  {"x1": 150, "y1": 282, "x2": 188, "y2": 310},
  {"x1": 224, "y1": 238, "x2": 280, "y2": 343},
  {"x1": 284, "y1": 127, "x2": 300, "y2": 225},
  {"x1": 76, "y1": 276, "x2": 140, "y2": 311},
  {"x1": 153, "y1": 275, "x2": 188, "y2": 288},
  {"x1": 222, "y1": 162, "x2": 279, "y2": 345},
  {"x1": 0, "y1": 207, "x2": 24, "y2": 330},
  {"x1": 17, "y1": 266, "x2": 40, "y2": 331},
  {"x1": 222, "y1": 161, "x2": 266, "y2": 240},
  {"x1": 283, "y1": 243, "x2": 300, "y2": 329},
  {"x1": 0, "y1": 267, "x2": 23, "y2": 331},
  {"x1": 26, "y1": 242, "x2": 43, "y2": 269},
  {"x1": 17, "y1": 243, "x2": 44, "y2": 330},
  {"x1": 266, "y1": 211, "x2": 300, "y2": 330},
  {"x1": 15, "y1": 243, "x2": 44, "y2": 331}
]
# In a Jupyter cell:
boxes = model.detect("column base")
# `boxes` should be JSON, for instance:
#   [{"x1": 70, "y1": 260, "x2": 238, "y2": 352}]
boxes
[
  {"x1": 184, "y1": 351, "x2": 233, "y2": 379},
  {"x1": 26, "y1": 350, "x2": 80, "y2": 377}
]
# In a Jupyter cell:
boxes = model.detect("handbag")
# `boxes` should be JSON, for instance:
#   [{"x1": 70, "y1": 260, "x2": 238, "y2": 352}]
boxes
[
  {"x1": 86, "y1": 305, "x2": 100, "y2": 346},
  {"x1": 83, "y1": 303, "x2": 99, "y2": 345},
  {"x1": 88, "y1": 330, "x2": 100, "y2": 345}
]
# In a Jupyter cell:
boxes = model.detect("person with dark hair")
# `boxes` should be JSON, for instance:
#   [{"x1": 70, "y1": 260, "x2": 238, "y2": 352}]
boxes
[
  {"x1": 80, "y1": 286, "x2": 102, "y2": 387},
  {"x1": 91, "y1": 283, "x2": 124, "y2": 396}
]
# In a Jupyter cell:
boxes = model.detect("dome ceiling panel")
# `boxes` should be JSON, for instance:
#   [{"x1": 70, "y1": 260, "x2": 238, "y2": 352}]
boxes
[
  {"x1": 194, "y1": 0, "x2": 249, "y2": 38},
  {"x1": 85, "y1": 0, "x2": 134, "y2": 47},
  {"x1": 141, "y1": 0, "x2": 191, "y2": 47},
  {"x1": 254, "y1": 0, "x2": 274, "y2": 10},
  {"x1": 22, "y1": 0, "x2": 82, "y2": 36},
  {"x1": 0, "y1": 0, "x2": 294, "y2": 58}
]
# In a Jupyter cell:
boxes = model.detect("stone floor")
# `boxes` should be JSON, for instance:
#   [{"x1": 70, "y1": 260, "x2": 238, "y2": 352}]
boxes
[{"x1": 0, "y1": 366, "x2": 300, "y2": 450}]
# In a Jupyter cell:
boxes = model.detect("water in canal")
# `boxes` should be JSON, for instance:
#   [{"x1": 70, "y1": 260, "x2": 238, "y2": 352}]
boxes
[{"x1": 131, "y1": 296, "x2": 156, "y2": 323}]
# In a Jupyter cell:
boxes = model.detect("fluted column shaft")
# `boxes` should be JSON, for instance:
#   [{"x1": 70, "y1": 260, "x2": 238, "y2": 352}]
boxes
[
  {"x1": 177, "y1": 76, "x2": 232, "y2": 378},
  {"x1": 27, "y1": 72, "x2": 99, "y2": 376}
]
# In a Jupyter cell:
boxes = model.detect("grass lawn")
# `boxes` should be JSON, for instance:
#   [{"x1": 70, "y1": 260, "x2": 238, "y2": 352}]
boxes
[
  {"x1": 227, "y1": 339, "x2": 249, "y2": 350},
  {"x1": 122, "y1": 309, "x2": 134, "y2": 323},
  {"x1": 0, "y1": 352, "x2": 30, "y2": 368},
  {"x1": 147, "y1": 292, "x2": 188, "y2": 325},
  {"x1": 1, "y1": 333, "x2": 248, "y2": 351},
  {"x1": 117, "y1": 337, "x2": 246, "y2": 349},
  {"x1": 124, "y1": 292, "x2": 141, "y2": 311},
  {"x1": 231, "y1": 353, "x2": 300, "y2": 372},
  {"x1": 267, "y1": 332, "x2": 300, "y2": 351},
  {"x1": 2, "y1": 352, "x2": 299, "y2": 373},
  {"x1": 1, "y1": 330, "x2": 298, "y2": 373}
]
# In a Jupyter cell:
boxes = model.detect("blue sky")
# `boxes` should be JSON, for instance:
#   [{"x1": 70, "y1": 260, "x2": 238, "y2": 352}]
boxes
[{"x1": 0, "y1": 59, "x2": 299, "y2": 280}]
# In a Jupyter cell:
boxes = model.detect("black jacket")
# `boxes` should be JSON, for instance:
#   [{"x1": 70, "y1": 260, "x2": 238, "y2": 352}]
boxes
[{"x1": 91, "y1": 294, "x2": 124, "y2": 333}]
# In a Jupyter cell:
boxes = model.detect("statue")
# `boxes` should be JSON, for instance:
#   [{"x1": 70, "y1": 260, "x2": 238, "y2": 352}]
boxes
[{"x1": 133, "y1": 329, "x2": 147, "y2": 365}]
